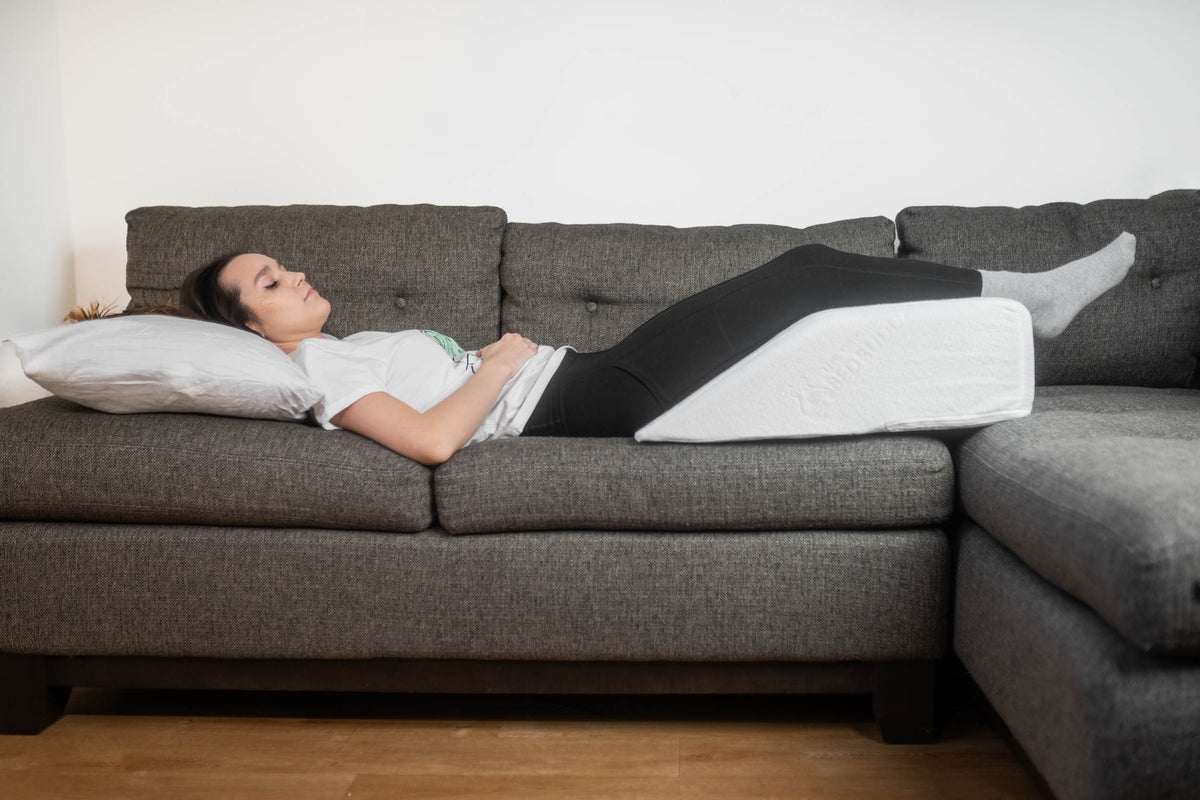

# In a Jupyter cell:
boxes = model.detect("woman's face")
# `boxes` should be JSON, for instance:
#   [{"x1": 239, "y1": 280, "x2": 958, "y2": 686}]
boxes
[{"x1": 219, "y1": 253, "x2": 331, "y2": 348}]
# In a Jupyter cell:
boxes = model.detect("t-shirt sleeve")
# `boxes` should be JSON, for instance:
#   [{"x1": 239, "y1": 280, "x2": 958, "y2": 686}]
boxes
[{"x1": 290, "y1": 339, "x2": 388, "y2": 430}]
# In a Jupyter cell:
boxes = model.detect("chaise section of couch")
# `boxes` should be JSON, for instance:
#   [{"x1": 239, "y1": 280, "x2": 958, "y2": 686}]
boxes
[
  {"x1": 953, "y1": 388, "x2": 1200, "y2": 800},
  {"x1": 898, "y1": 191, "x2": 1200, "y2": 800},
  {"x1": 1, "y1": 203, "x2": 951, "y2": 743}
]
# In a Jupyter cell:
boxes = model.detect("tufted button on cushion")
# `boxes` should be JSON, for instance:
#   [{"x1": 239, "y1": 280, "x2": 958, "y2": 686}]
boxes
[
  {"x1": 1151, "y1": 277, "x2": 1163, "y2": 289},
  {"x1": 585, "y1": 301, "x2": 599, "y2": 313},
  {"x1": 394, "y1": 296, "x2": 408, "y2": 309}
]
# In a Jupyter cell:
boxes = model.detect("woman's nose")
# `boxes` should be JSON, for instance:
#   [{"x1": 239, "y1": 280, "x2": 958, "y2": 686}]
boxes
[{"x1": 295, "y1": 272, "x2": 306, "y2": 285}]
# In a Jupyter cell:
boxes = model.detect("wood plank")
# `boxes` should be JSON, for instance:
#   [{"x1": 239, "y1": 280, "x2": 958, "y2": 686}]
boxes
[
  {"x1": 0, "y1": 769, "x2": 352, "y2": 800},
  {"x1": 0, "y1": 716, "x2": 360, "y2": 773},
  {"x1": 675, "y1": 767, "x2": 1048, "y2": 799},
  {"x1": 327, "y1": 719, "x2": 680, "y2": 776},
  {"x1": 0, "y1": 715, "x2": 677, "y2": 778},
  {"x1": 347, "y1": 774, "x2": 684, "y2": 799},
  {"x1": 0, "y1": 689, "x2": 1051, "y2": 799},
  {"x1": 348, "y1": 767, "x2": 1047, "y2": 800}
]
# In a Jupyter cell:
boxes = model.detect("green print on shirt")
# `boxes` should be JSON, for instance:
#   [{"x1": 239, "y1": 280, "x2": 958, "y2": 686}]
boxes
[{"x1": 420, "y1": 329, "x2": 466, "y2": 359}]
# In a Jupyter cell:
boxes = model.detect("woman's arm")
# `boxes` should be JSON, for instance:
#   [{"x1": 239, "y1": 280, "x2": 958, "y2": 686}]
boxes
[{"x1": 330, "y1": 333, "x2": 538, "y2": 466}]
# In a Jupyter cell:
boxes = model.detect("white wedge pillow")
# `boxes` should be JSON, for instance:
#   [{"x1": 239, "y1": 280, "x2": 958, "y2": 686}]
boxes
[{"x1": 635, "y1": 298, "x2": 1035, "y2": 443}]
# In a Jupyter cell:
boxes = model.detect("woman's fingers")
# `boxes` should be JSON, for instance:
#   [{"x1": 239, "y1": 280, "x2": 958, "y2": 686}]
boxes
[{"x1": 476, "y1": 333, "x2": 537, "y2": 363}]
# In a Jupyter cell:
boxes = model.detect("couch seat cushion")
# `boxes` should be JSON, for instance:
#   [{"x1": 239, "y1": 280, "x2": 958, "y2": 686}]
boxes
[
  {"x1": 0, "y1": 398, "x2": 433, "y2": 532},
  {"x1": 896, "y1": 190, "x2": 1200, "y2": 388},
  {"x1": 957, "y1": 386, "x2": 1200, "y2": 652},
  {"x1": 434, "y1": 435, "x2": 954, "y2": 534}
]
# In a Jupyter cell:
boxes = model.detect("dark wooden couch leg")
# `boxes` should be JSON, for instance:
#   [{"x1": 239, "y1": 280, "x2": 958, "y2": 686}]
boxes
[
  {"x1": 0, "y1": 655, "x2": 70, "y2": 735},
  {"x1": 873, "y1": 660, "x2": 937, "y2": 744}
]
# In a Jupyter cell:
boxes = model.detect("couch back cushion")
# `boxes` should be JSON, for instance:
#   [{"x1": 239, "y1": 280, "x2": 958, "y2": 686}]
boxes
[
  {"x1": 896, "y1": 190, "x2": 1200, "y2": 387},
  {"x1": 126, "y1": 204, "x2": 507, "y2": 346},
  {"x1": 500, "y1": 216, "x2": 896, "y2": 351}
]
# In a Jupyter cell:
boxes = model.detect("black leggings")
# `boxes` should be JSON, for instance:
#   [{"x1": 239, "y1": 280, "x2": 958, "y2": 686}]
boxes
[{"x1": 522, "y1": 244, "x2": 983, "y2": 437}]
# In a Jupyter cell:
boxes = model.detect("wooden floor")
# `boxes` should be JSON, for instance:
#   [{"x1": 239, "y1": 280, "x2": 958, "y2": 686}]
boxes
[{"x1": 0, "y1": 688, "x2": 1052, "y2": 799}]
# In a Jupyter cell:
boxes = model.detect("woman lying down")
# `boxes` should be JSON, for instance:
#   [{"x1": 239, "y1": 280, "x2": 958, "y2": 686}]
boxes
[{"x1": 169, "y1": 235, "x2": 1135, "y2": 465}]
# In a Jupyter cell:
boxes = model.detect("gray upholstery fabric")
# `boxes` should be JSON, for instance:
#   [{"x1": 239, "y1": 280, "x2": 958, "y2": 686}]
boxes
[
  {"x1": 957, "y1": 386, "x2": 1200, "y2": 653},
  {"x1": 955, "y1": 524, "x2": 1200, "y2": 800},
  {"x1": 435, "y1": 435, "x2": 954, "y2": 534},
  {"x1": 125, "y1": 204, "x2": 506, "y2": 346},
  {"x1": 0, "y1": 397, "x2": 433, "y2": 532},
  {"x1": 895, "y1": 190, "x2": 1200, "y2": 387},
  {"x1": 0, "y1": 522, "x2": 949, "y2": 661},
  {"x1": 501, "y1": 216, "x2": 896, "y2": 350}
]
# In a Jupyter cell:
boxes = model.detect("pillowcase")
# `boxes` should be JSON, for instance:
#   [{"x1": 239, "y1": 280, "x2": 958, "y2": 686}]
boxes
[{"x1": 7, "y1": 315, "x2": 320, "y2": 420}]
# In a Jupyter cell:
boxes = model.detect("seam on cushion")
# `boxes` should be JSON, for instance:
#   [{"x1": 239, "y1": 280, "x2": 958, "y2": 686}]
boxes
[
  {"x1": 965, "y1": 425, "x2": 1200, "y2": 561},
  {"x1": 2, "y1": 504, "x2": 363, "y2": 527},
  {"x1": 18, "y1": 527, "x2": 412, "y2": 544},
  {"x1": 533, "y1": 452, "x2": 948, "y2": 468},
  {"x1": 2, "y1": 501, "x2": 428, "y2": 529},
  {"x1": 963, "y1": 448, "x2": 1199, "y2": 681},
  {"x1": 9, "y1": 440, "x2": 427, "y2": 476},
  {"x1": 960, "y1": 444, "x2": 1171, "y2": 647},
  {"x1": 961, "y1": 439, "x2": 1181, "y2": 565}
]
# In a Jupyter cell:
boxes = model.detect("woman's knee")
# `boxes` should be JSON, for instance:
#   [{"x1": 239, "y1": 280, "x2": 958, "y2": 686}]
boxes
[
  {"x1": 776, "y1": 243, "x2": 840, "y2": 269},
  {"x1": 776, "y1": 243, "x2": 896, "y2": 276},
  {"x1": 789, "y1": 242, "x2": 838, "y2": 258}
]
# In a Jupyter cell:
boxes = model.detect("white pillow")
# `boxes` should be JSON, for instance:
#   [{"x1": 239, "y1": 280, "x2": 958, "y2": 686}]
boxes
[
  {"x1": 7, "y1": 315, "x2": 320, "y2": 420},
  {"x1": 635, "y1": 298, "x2": 1034, "y2": 442}
]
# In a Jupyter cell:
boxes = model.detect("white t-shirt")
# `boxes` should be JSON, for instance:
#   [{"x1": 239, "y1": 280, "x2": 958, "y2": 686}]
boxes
[{"x1": 290, "y1": 330, "x2": 571, "y2": 447}]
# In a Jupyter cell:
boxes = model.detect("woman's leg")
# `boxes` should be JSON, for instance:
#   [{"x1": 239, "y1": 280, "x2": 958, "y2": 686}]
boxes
[{"x1": 523, "y1": 244, "x2": 981, "y2": 437}]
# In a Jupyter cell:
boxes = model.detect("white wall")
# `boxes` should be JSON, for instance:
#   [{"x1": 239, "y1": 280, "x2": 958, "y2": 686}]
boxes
[
  {"x1": 4, "y1": 0, "x2": 1200, "y2": 405},
  {"x1": 0, "y1": 0, "x2": 72, "y2": 406}
]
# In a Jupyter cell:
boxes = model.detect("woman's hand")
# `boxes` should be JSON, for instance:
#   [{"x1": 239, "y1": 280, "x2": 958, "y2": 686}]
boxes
[{"x1": 475, "y1": 332, "x2": 538, "y2": 379}]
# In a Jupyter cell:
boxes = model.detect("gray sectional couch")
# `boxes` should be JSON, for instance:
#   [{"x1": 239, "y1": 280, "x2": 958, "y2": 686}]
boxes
[{"x1": 2, "y1": 192, "x2": 1198, "y2": 800}]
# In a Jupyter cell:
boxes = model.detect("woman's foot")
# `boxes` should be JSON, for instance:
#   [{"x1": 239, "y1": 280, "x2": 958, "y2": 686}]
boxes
[{"x1": 980, "y1": 232, "x2": 1137, "y2": 338}]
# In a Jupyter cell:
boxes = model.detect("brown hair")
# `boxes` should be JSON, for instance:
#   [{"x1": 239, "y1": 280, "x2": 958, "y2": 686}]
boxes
[
  {"x1": 64, "y1": 297, "x2": 191, "y2": 323},
  {"x1": 179, "y1": 251, "x2": 260, "y2": 336},
  {"x1": 64, "y1": 252, "x2": 260, "y2": 335}
]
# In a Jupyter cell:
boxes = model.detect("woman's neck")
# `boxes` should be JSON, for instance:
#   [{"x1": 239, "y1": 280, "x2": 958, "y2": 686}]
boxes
[{"x1": 273, "y1": 331, "x2": 324, "y2": 355}]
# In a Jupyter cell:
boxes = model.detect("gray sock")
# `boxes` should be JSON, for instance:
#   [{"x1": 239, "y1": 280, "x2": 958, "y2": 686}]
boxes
[{"x1": 979, "y1": 231, "x2": 1137, "y2": 338}]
